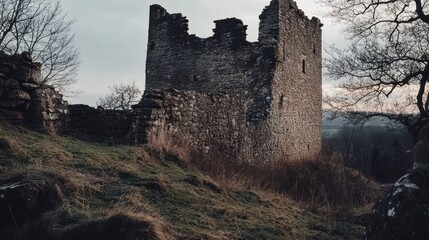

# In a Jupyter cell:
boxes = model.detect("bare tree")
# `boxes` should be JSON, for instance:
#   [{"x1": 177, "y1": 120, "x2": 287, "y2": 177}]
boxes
[
  {"x1": 0, "y1": 0, "x2": 79, "y2": 92},
  {"x1": 321, "y1": 0, "x2": 429, "y2": 145},
  {"x1": 97, "y1": 82, "x2": 142, "y2": 111}
]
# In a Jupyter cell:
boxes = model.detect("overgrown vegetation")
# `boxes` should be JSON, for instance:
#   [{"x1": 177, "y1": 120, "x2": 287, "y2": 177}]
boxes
[
  {"x1": 324, "y1": 125, "x2": 414, "y2": 183},
  {"x1": 146, "y1": 122, "x2": 379, "y2": 210},
  {"x1": 0, "y1": 122, "x2": 378, "y2": 239}
]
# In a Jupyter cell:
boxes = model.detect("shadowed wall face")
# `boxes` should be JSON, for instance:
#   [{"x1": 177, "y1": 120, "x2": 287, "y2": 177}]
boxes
[{"x1": 0, "y1": 51, "x2": 68, "y2": 132}]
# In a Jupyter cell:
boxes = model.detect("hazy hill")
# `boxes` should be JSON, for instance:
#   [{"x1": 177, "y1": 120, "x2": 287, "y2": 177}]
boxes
[{"x1": 322, "y1": 111, "x2": 398, "y2": 138}]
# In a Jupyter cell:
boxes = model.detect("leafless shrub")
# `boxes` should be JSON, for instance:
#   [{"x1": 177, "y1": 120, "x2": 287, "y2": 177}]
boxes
[
  {"x1": 97, "y1": 82, "x2": 141, "y2": 111},
  {"x1": 0, "y1": 0, "x2": 80, "y2": 93}
]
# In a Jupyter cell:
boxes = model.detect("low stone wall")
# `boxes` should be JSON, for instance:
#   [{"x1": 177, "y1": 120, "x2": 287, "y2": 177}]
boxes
[
  {"x1": 0, "y1": 51, "x2": 67, "y2": 132},
  {"x1": 67, "y1": 104, "x2": 134, "y2": 143},
  {"x1": 134, "y1": 89, "x2": 270, "y2": 159}
]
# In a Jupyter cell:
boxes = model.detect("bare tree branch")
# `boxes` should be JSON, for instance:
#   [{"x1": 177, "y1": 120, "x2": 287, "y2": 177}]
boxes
[
  {"x1": 97, "y1": 82, "x2": 142, "y2": 111},
  {"x1": 321, "y1": 0, "x2": 429, "y2": 144},
  {"x1": 0, "y1": 0, "x2": 79, "y2": 93}
]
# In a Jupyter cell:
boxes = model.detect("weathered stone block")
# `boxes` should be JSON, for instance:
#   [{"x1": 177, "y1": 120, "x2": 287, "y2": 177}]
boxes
[
  {"x1": 3, "y1": 79, "x2": 20, "y2": 89},
  {"x1": 5, "y1": 89, "x2": 31, "y2": 100},
  {"x1": 0, "y1": 99, "x2": 27, "y2": 109},
  {"x1": 21, "y1": 83, "x2": 40, "y2": 89},
  {"x1": 138, "y1": 98, "x2": 163, "y2": 108}
]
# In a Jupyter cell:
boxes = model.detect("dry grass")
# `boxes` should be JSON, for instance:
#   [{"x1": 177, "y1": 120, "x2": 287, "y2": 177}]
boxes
[
  {"x1": 191, "y1": 151, "x2": 378, "y2": 210},
  {"x1": 26, "y1": 211, "x2": 168, "y2": 240},
  {"x1": 144, "y1": 121, "x2": 378, "y2": 210},
  {"x1": 147, "y1": 121, "x2": 193, "y2": 164},
  {"x1": 0, "y1": 122, "x2": 372, "y2": 239}
]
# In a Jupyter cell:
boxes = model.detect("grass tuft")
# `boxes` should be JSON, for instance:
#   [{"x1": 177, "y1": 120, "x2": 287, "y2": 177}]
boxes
[{"x1": 147, "y1": 121, "x2": 192, "y2": 164}]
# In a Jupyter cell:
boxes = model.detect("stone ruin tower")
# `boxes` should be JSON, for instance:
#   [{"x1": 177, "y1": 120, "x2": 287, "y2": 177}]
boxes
[{"x1": 135, "y1": 0, "x2": 323, "y2": 161}]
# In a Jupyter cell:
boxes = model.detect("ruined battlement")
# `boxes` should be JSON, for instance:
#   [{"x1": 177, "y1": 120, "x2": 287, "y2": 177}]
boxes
[{"x1": 141, "y1": 0, "x2": 323, "y2": 161}]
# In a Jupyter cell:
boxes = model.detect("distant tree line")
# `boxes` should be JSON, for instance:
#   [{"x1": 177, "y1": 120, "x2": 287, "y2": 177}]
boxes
[{"x1": 324, "y1": 126, "x2": 414, "y2": 183}]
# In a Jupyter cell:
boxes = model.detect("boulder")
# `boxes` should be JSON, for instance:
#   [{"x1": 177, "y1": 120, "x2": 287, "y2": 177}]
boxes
[
  {"x1": 21, "y1": 51, "x2": 32, "y2": 62},
  {"x1": 365, "y1": 167, "x2": 429, "y2": 240}
]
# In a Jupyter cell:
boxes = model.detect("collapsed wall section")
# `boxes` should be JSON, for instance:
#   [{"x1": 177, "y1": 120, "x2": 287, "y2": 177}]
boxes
[
  {"x1": 0, "y1": 51, "x2": 67, "y2": 132},
  {"x1": 67, "y1": 104, "x2": 134, "y2": 143}
]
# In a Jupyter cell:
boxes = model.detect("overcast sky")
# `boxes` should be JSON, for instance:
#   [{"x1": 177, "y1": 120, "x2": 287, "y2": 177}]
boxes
[{"x1": 61, "y1": 0, "x2": 343, "y2": 106}]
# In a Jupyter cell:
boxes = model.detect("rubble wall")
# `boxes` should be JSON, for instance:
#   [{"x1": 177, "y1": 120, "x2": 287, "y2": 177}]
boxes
[{"x1": 0, "y1": 51, "x2": 67, "y2": 132}]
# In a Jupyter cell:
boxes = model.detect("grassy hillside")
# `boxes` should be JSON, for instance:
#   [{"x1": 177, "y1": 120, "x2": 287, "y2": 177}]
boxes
[{"x1": 0, "y1": 123, "x2": 374, "y2": 239}]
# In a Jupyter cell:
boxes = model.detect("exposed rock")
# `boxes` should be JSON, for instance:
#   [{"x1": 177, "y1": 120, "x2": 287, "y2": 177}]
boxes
[
  {"x1": 365, "y1": 167, "x2": 429, "y2": 240},
  {"x1": 0, "y1": 52, "x2": 68, "y2": 133},
  {"x1": 0, "y1": 180, "x2": 61, "y2": 227},
  {"x1": 5, "y1": 89, "x2": 31, "y2": 100}
]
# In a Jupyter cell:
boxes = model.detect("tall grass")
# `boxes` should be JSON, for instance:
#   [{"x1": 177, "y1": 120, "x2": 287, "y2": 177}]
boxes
[
  {"x1": 147, "y1": 123, "x2": 379, "y2": 210},
  {"x1": 146, "y1": 121, "x2": 192, "y2": 164}
]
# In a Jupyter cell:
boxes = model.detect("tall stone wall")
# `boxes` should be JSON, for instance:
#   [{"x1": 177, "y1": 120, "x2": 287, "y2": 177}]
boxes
[
  {"x1": 269, "y1": 0, "x2": 323, "y2": 159},
  {"x1": 142, "y1": 0, "x2": 322, "y2": 161},
  {"x1": 0, "y1": 51, "x2": 67, "y2": 132}
]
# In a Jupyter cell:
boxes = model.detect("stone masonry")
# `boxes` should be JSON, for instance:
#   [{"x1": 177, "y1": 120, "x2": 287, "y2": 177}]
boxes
[
  {"x1": 0, "y1": 51, "x2": 67, "y2": 132},
  {"x1": 67, "y1": 104, "x2": 134, "y2": 143},
  {"x1": 0, "y1": 51, "x2": 134, "y2": 142},
  {"x1": 136, "y1": 0, "x2": 323, "y2": 161}
]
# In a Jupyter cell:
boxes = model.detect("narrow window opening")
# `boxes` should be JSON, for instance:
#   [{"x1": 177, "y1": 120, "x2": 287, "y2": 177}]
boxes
[
  {"x1": 279, "y1": 94, "x2": 284, "y2": 108},
  {"x1": 313, "y1": 44, "x2": 316, "y2": 54},
  {"x1": 283, "y1": 48, "x2": 286, "y2": 61},
  {"x1": 193, "y1": 75, "x2": 198, "y2": 81},
  {"x1": 302, "y1": 59, "x2": 306, "y2": 74}
]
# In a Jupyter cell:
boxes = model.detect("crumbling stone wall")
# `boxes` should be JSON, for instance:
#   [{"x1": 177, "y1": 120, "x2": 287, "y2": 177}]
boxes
[
  {"x1": 67, "y1": 104, "x2": 134, "y2": 143},
  {"x1": 0, "y1": 51, "x2": 67, "y2": 132},
  {"x1": 139, "y1": 0, "x2": 323, "y2": 161},
  {"x1": 135, "y1": 89, "x2": 275, "y2": 159}
]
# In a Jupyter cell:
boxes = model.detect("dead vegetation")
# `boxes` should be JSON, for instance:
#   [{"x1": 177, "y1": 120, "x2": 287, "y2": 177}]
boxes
[
  {"x1": 146, "y1": 122, "x2": 379, "y2": 210},
  {"x1": 147, "y1": 121, "x2": 192, "y2": 164},
  {"x1": 26, "y1": 211, "x2": 167, "y2": 240},
  {"x1": 0, "y1": 122, "x2": 375, "y2": 239}
]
